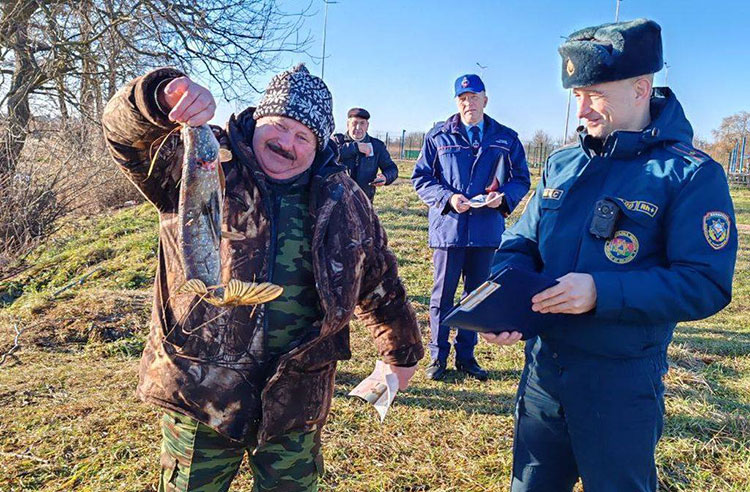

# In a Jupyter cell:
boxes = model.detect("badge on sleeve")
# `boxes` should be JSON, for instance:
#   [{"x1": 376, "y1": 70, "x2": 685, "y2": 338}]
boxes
[
  {"x1": 703, "y1": 211, "x2": 731, "y2": 250},
  {"x1": 604, "y1": 230, "x2": 639, "y2": 264}
]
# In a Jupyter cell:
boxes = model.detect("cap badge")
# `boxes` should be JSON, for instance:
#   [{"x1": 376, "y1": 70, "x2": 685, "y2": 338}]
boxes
[
  {"x1": 461, "y1": 77, "x2": 469, "y2": 88},
  {"x1": 566, "y1": 58, "x2": 575, "y2": 76}
]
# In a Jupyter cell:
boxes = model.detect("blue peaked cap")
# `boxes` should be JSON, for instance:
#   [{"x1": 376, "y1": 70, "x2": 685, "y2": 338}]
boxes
[{"x1": 454, "y1": 74, "x2": 485, "y2": 97}]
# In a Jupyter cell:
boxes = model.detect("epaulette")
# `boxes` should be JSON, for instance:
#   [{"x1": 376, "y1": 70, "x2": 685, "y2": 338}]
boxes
[
  {"x1": 547, "y1": 142, "x2": 579, "y2": 159},
  {"x1": 666, "y1": 142, "x2": 713, "y2": 166}
]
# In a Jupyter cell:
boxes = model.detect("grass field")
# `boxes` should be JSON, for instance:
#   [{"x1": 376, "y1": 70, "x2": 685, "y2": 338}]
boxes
[{"x1": 1, "y1": 161, "x2": 749, "y2": 491}]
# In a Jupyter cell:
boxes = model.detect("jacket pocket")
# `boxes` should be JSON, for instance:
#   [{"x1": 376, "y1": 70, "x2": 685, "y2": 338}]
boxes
[{"x1": 262, "y1": 362, "x2": 337, "y2": 438}]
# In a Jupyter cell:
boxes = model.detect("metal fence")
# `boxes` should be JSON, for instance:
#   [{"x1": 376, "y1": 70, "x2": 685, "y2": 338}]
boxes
[
  {"x1": 362, "y1": 129, "x2": 750, "y2": 186},
  {"x1": 370, "y1": 130, "x2": 555, "y2": 173}
]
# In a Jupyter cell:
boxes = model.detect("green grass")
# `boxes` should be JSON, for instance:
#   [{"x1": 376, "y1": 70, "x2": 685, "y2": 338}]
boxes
[{"x1": 0, "y1": 162, "x2": 748, "y2": 491}]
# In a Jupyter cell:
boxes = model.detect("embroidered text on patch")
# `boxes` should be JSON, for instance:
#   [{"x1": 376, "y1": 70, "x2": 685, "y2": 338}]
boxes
[
  {"x1": 542, "y1": 188, "x2": 564, "y2": 200},
  {"x1": 703, "y1": 211, "x2": 730, "y2": 250},
  {"x1": 618, "y1": 199, "x2": 659, "y2": 218},
  {"x1": 604, "y1": 230, "x2": 639, "y2": 264}
]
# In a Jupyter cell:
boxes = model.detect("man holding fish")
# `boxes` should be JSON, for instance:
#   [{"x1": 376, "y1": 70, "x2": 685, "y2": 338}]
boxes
[{"x1": 102, "y1": 64, "x2": 423, "y2": 491}]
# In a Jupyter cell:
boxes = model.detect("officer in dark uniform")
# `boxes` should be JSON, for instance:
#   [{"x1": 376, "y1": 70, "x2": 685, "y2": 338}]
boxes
[
  {"x1": 483, "y1": 19, "x2": 738, "y2": 491},
  {"x1": 332, "y1": 107, "x2": 399, "y2": 201},
  {"x1": 413, "y1": 74, "x2": 531, "y2": 381}
]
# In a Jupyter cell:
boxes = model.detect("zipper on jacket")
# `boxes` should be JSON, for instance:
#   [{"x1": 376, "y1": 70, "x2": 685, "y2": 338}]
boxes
[
  {"x1": 262, "y1": 190, "x2": 283, "y2": 359},
  {"x1": 571, "y1": 156, "x2": 617, "y2": 270}
]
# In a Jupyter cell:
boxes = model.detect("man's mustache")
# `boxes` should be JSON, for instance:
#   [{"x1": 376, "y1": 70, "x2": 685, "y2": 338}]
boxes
[{"x1": 266, "y1": 141, "x2": 295, "y2": 161}]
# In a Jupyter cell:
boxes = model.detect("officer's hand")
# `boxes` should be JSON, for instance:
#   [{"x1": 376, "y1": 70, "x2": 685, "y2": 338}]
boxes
[
  {"x1": 531, "y1": 272, "x2": 597, "y2": 314},
  {"x1": 485, "y1": 191, "x2": 504, "y2": 209},
  {"x1": 450, "y1": 194, "x2": 471, "y2": 213},
  {"x1": 481, "y1": 331, "x2": 523, "y2": 346},
  {"x1": 387, "y1": 364, "x2": 417, "y2": 390},
  {"x1": 161, "y1": 76, "x2": 216, "y2": 126},
  {"x1": 357, "y1": 142, "x2": 374, "y2": 156}
]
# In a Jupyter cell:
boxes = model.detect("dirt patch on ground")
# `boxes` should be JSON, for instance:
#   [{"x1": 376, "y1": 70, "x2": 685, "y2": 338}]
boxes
[{"x1": 1, "y1": 289, "x2": 150, "y2": 353}]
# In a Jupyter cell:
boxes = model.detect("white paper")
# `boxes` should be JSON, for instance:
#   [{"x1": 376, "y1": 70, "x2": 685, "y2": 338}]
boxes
[
  {"x1": 468, "y1": 194, "x2": 490, "y2": 208},
  {"x1": 348, "y1": 360, "x2": 399, "y2": 422}
]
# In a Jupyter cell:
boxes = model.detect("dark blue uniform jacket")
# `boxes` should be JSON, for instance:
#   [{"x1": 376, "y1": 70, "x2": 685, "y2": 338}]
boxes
[
  {"x1": 493, "y1": 88, "x2": 738, "y2": 359},
  {"x1": 331, "y1": 133, "x2": 398, "y2": 201},
  {"x1": 412, "y1": 114, "x2": 531, "y2": 248}
]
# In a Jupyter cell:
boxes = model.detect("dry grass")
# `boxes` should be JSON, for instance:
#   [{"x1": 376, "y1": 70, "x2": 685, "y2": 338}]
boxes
[{"x1": 0, "y1": 162, "x2": 748, "y2": 491}]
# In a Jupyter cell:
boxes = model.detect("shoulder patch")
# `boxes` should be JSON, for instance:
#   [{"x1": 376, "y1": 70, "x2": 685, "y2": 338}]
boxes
[
  {"x1": 703, "y1": 211, "x2": 731, "y2": 250},
  {"x1": 667, "y1": 142, "x2": 712, "y2": 166}
]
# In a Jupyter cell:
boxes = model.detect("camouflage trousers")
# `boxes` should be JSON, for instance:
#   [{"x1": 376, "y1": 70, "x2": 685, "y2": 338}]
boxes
[{"x1": 159, "y1": 411, "x2": 323, "y2": 492}]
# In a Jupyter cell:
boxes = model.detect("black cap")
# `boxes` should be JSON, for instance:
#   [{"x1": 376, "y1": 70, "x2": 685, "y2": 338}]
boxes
[
  {"x1": 347, "y1": 107, "x2": 370, "y2": 120},
  {"x1": 558, "y1": 18, "x2": 663, "y2": 89}
]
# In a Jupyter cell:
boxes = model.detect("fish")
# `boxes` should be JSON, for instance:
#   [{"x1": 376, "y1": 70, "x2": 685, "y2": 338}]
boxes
[{"x1": 176, "y1": 124, "x2": 282, "y2": 307}]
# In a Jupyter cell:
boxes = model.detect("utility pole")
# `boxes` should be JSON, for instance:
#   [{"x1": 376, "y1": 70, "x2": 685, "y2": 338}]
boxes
[
  {"x1": 321, "y1": 0, "x2": 338, "y2": 80},
  {"x1": 615, "y1": 0, "x2": 622, "y2": 22},
  {"x1": 563, "y1": 89, "x2": 572, "y2": 144},
  {"x1": 664, "y1": 62, "x2": 670, "y2": 85}
]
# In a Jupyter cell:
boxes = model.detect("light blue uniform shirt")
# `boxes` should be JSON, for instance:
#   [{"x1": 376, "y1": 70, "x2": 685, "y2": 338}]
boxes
[{"x1": 462, "y1": 119, "x2": 484, "y2": 142}]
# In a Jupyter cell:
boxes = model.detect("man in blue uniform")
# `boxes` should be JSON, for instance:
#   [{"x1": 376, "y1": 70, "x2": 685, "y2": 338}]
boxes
[
  {"x1": 412, "y1": 74, "x2": 531, "y2": 381},
  {"x1": 483, "y1": 19, "x2": 738, "y2": 491},
  {"x1": 332, "y1": 107, "x2": 399, "y2": 201}
]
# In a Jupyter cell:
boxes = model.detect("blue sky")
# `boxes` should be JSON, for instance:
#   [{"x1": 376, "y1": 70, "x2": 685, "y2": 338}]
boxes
[{"x1": 211, "y1": 0, "x2": 750, "y2": 143}]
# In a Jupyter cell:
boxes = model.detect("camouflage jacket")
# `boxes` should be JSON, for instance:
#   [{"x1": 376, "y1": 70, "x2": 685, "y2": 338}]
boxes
[{"x1": 101, "y1": 68, "x2": 424, "y2": 444}]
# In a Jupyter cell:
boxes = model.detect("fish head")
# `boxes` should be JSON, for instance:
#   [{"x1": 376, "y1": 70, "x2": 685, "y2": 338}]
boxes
[{"x1": 182, "y1": 124, "x2": 220, "y2": 171}]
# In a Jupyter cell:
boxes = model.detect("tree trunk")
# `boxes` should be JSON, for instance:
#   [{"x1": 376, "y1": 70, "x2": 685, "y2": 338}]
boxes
[{"x1": 0, "y1": 0, "x2": 39, "y2": 177}]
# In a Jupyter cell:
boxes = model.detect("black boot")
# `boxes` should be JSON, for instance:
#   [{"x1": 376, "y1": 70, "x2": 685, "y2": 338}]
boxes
[
  {"x1": 456, "y1": 358, "x2": 489, "y2": 381},
  {"x1": 425, "y1": 359, "x2": 448, "y2": 381}
]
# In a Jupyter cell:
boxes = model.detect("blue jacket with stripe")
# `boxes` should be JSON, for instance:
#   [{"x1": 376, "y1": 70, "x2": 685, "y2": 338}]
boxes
[
  {"x1": 412, "y1": 114, "x2": 531, "y2": 248},
  {"x1": 492, "y1": 88, "x2": 738, "y2": 359}
]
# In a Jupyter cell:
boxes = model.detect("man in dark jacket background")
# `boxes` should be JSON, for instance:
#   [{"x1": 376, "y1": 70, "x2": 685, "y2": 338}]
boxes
[
  {"x1": 412, "y1": 74, "x2": 531, "y2": 381},
  {"x1": 332, "y1": 107, "x2": 399, "y2": 201}
]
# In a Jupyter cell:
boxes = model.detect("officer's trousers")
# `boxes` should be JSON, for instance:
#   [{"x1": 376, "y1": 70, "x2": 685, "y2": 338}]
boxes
[
  {"x1": 511, "y1": 340, "x2": 667, "y2": 492},
  {"x1": 429, "y1": 247, "x2": 494, "y2": 362}
]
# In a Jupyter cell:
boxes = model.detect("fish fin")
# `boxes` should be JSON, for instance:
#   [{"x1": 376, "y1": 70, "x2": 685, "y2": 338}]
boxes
[
  {"x1": 220, "y1": 279, "x2": 283, "y2": 306},
  {"x1": 203, "y1": 191, "x2": 222, "y2": 246},
  {"x1": 177, "y1": 279, "x2": 209, "y2": 296}
]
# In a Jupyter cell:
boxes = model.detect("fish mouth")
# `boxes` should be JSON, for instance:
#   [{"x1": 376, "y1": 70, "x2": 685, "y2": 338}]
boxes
[{"x1": 197, "y1": 159, "x2": 217, "y2": 170}]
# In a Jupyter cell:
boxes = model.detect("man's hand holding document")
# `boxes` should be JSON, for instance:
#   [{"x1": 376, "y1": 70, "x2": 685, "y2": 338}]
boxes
[{"x1": 349, "y1": 360, "x2": 401, "y2": 422}]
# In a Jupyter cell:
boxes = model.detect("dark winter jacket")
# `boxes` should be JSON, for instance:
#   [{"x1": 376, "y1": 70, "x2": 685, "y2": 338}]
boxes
[
  {"x1": 101, "y1": 67, "x2": 423, "y2": 445},
  {"x1": 493, "y1": 88, "x2": 737, "y2": 359},
  {"x1": 332, "y1": 132, "x2": 398, "y2": 201}
]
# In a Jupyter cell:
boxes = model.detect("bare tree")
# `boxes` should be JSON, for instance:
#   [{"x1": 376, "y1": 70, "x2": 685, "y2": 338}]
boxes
[
  {"x1": 0, "y1": 0, "x2": 312, "y2": 175},
  {"x1": 530, "y1": 129, "x2": 554, "y2": 149},
  {"x1": 711, "y1": 111, "x2": 750, "y2": 164},
  {"x1": 0, "y1": 0, "x2": 311, "y2": 268}
]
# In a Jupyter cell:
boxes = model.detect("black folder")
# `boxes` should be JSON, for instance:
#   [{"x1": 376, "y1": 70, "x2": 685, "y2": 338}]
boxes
[{"x1": 443, "y1": 266, "x2": 559, "y2": 340}]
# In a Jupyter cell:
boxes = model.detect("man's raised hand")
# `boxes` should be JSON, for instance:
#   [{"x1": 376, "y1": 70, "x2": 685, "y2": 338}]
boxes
[{"x1": 161, "y1": 76, "x2": 216, "y2": 127}]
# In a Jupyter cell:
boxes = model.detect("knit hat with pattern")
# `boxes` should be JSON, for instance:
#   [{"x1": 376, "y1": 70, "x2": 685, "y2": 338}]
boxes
[{"x1": 254, "y1": 63, "x2": 334, "y2": 149}]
